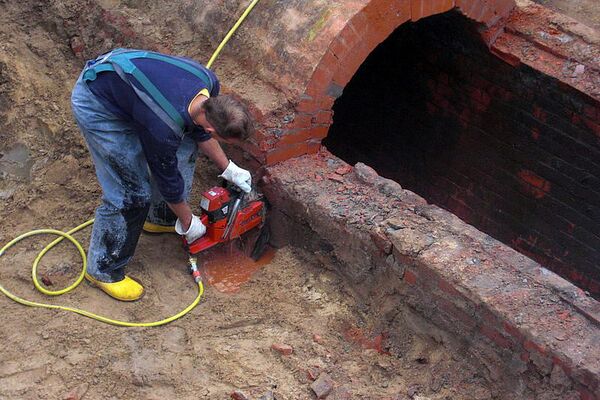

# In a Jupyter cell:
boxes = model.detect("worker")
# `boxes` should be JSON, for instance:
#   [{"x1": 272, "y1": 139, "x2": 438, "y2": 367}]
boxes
[{"x1": 70, "y1": 48, "x2": 254, "y2": 301}]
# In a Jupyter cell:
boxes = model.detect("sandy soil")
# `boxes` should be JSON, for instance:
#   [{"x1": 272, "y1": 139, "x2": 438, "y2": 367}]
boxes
[{"x1": 1, "y1": 223, "x2": 496, "y2": 400}]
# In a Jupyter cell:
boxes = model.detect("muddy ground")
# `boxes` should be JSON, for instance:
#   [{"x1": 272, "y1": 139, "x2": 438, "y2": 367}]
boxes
[{"x1": 0, "y1": 1, "x2": 596, "y2": 399}]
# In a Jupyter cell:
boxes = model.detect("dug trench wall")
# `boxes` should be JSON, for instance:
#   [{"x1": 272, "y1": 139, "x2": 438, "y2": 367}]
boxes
[{"x1": 262, "y1": 153, "x2": 600, "y2": 400}]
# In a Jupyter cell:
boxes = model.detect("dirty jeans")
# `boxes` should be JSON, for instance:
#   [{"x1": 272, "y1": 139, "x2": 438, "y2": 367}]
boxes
[{"x1": 71, "y1": 71, "x2": 197, "y2": 282}]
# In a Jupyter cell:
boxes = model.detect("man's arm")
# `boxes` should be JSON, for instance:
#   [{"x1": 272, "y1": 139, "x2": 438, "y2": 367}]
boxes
[
  {"x1": 198, "y1": 137, "x2": 252, "y2": 193},
  {"x1": 167, "y1": 201, "x2": 193, "y2": 230},
  {"x1": 166, "y1": 138, "x2": 227, "y2": 231},
  {"x1": 198, "y1": 138, "x2": 229, "y2": 171}
]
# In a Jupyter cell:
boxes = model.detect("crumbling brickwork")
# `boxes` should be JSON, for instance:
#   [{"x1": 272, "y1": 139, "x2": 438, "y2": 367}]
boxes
[
  {"x1": 264, "y1": 152, "x2": 600, "y2": 400},
  {"x1": 325, "y1": 11, "x2": 600, "y2": 297}
]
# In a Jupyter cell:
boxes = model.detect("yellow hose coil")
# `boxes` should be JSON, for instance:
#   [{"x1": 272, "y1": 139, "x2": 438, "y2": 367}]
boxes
[{"x1": 0, "y1": 0, "x2": 260, "y2": 327}]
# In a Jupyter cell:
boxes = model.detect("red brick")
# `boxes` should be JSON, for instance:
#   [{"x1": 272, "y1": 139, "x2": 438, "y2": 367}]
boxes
[
  {"x1": 258, "y1": 139, "x2": 274, "y2": 152},
  {"x1": 579, "y1": 370, "x2": 599, "y2": 391},
  {"x1": 287, "y1": 113, "x2": 313, "y2": 129},
  {"x1": 279, "y1": 129, "x2": 313, "y2": 145},
  {"x1": 551, "y1": 356, "x2": 573, "y2": 377},
  {"x1": 370, "y1": 229, "x2": 392, "y2": 254},
  {"x1": 319, "y1": 49, "x2": 338, "y2": 75},
  {"x1": 435, "y1": 0, "x2": 455, "y2": 14},
  {"x1": 307, "y1": 140, "x2": 322, "y2": 154},
  {"x1": 297, "y1": 99, "x2": 320, "y2": 113},
  {"x1": 583, "y1": 117, "x2": 600, "y2": 137},
  {"x1": 306, "y1": 66, "x2": 333, "y2": 97},
  {"x1": 339, "y1": 20, "x2": 362, "y2": 51},
  {"x1": 480, "y1": 5, "x2": 500, "y2": 26},
  {"x1": 332, "y1": 65, "x2": 354, "y2": 88},
  {"x1": 480, "y1": 325, "x2": 513, "y2": 349},
  {"x1": 310, "y1": 126, "x2": 330, "y2": 139},
  {"x1": 329, "y1": 36, "x2": 349, "y2": 59},
  {"x1": 583, "y1": 104, "x2": 598, "y2": 120},
  {"x1": 517, "y1": 169, "x2": 551, "y2": 199},
  {"x1": 318, "y1": 95, "x2": 336, "y2": 109},
  {"x1": 354, "y1": 5, "x2": 406, "y2": 48},
  {"x1": 524, "y1": 339, "x2": 546, "y2": 356},
  {"x1": 411, "y1": 0, "x2": 425, "y2": 21},
  {"x1": 334, "y1": 40, "x2": 370, "y2": 87},
  {"x1": 238, "y1": 141, "x2": 265, "y2": 160},
  {"x1": 404, "y1": 269, "x2": 417, "y2": 284},
  {"x1": 438, "y1": 278, "x2": 462, "y2": 298},
  {"x1": 502, "y1": 322, "x2": 524, "y2": 343},
  {"x1": 480, "y1": 309, "x2": 500, "y2": 326},
  {"x1": 314, "y1": 111, "x2": 333, "y2": 125},
  {"x1": 490, "y1": 45, "x2": 522, "y2": 67},
  {"x1": 266, "y1": 143, "x2": 309, "y2": 165},
  {"x1": 456, "y1": 0, "x2": 477, "y2": 17},
  {"x1": 437, "y1": 296, "x2": 477, "y2": 329},
  {"x1": 466, "y1": 0, "x2": 486, "y2": 21},
  {"x1": 271, "y1": 343, "x2": 294, "y2": 356},
  {"x1": 577, "y1": 385, "x2": 595, "y2": 400}
]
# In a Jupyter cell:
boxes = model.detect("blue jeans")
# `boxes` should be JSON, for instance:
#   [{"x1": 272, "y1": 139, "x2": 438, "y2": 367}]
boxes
[{"x1": 71, "y1": 71, "x2": 197, "y2": 282}]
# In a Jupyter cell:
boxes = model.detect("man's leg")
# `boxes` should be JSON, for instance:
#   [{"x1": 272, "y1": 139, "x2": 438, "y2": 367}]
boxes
[
  {"x1": 145, "y1": 135, "x2": 198, "y2": 231},
  {"x1": 71, "y1": 76, "x2": 151, "y2": 286}
]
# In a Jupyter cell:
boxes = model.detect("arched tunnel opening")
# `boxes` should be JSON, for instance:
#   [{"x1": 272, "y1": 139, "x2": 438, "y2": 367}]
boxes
[{"x1": 324, "y1": 10, "x2": 600, "y2": 297}]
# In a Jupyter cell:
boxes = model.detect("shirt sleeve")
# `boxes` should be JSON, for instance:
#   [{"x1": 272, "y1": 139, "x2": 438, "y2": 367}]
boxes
[{"x1": 187, "y1": 126, "x2": 211, "y2": 142}]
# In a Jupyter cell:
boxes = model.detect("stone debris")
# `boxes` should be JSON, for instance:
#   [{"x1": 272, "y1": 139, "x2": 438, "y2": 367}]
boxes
[{"x1": 311, "y1": 373, "x2": 335, "y2": 399}]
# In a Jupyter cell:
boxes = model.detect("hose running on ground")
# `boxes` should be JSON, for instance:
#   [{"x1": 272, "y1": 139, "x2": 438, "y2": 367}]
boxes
[{"x1": 0, "y1": 0, "x2": 260, "y2": 327}]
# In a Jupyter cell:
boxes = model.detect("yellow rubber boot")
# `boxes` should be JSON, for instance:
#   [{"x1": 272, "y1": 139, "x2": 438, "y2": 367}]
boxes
[
  {"x1": 142, "y1": 222, "x2": 177, "y2": 234},
  {"x1": 85, "y1": 274, "x2": 144, "y2": 301}
]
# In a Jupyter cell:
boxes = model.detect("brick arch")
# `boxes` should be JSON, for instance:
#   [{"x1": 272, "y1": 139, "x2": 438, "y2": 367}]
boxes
[{"x1": 264, "y1": 0, "x2": 515, "y2": 165}]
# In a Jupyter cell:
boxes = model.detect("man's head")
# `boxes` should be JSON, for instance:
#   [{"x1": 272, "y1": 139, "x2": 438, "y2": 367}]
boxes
[{"x1": 200, "y1": 95, "x2": 254, "y2": 142}]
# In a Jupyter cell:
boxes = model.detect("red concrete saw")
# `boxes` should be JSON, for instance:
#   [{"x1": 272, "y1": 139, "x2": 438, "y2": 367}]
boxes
[{"x1": 184, "y1": 183, "x2": 268, "y2": 258}]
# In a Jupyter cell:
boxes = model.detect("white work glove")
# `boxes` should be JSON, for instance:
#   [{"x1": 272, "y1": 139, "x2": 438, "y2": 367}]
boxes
[
  {"x1": 175, "y1": 214, "x2": 206, "y2": 243},
  {"x1": 219, "y1": 160, "x2": 252, "y2": 193}
]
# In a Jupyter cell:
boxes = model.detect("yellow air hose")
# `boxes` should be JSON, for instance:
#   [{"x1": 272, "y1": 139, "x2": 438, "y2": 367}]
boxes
[{"x1": 0, "y1": 0, "x2": 261, "y2": 327}]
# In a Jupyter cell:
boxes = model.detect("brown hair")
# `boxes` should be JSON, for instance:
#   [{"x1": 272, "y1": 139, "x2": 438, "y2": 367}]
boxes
[{"x1": 202, "y1": 95, "x2": 254, "y2": 140}]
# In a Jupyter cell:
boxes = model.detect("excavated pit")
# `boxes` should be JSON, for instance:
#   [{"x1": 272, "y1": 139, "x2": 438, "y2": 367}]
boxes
[
  {"x1": 0, "y1": 1, "x2": 599, "y2": 399},
  {"x1": 324, "y1": 10, "x2": 600, "y2": 298}
]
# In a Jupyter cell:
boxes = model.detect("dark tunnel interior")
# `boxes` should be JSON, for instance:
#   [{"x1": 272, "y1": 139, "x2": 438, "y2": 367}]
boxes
[{"x1": 324, "y1": 11, "x2": 600, "y2": 297}]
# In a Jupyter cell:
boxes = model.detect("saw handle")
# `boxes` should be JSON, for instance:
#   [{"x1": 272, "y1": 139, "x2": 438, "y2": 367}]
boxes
[{"x1": 222, "y1": 192, "x2": 244, "y2": 240}]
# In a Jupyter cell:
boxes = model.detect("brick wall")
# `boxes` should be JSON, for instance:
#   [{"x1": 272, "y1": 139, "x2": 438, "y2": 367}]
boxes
[
  {"x1": 264, "y1": 154, "x2": 600, "y2": 399},
  {"x1": 262, "y1": 0, "x2": 516, "y2": 165},
  {"x1": 324, "y1": 11, "x2": 600, "y2": 297}
]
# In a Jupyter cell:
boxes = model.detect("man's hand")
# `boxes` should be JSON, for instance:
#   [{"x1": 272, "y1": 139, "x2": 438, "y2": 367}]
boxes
[
  {"x1": 175, "y1": 214, "x2": 206, "y2": 243},
  {"x1": 219, "y1": 160, "x2": 252, "y2": 193}
]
